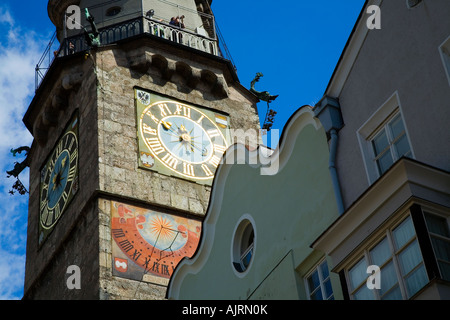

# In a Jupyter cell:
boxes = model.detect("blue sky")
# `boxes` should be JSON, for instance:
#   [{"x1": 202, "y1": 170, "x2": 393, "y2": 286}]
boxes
[{"x1": 0, "y1": 0, "x2": 365, "y2": 299}]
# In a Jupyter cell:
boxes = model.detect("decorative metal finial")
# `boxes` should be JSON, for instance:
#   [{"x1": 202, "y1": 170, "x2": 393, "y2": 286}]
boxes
[
  {"x1": 6, "y1": 146, "x2": 31, "y2": 195},
  {"x1": 250, "y1": 73, "x2": 279, "y2": 131},
  {"x1": 250, "y1": 72, "x2": 279, "y2": 103},
  {"x1": 84, "y1": 9, "x2": 100, "y2": 48}
]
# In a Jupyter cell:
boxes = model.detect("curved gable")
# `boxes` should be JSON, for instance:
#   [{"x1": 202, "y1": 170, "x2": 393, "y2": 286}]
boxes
[{"x1": 168, "y1": 107, "x2": 339, "y2": 300}]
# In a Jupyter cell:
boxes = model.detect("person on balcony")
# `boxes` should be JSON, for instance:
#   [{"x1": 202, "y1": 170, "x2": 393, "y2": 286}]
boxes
[
  {"x1": 169, "y1": 16, "x2": 185, "y2": 44},
  {"x1": 68, "y1": 41, "x2": 75, "y2": 55},
  {"x1": 170, "y1": 16, "x2": 185, "y2": 28}
]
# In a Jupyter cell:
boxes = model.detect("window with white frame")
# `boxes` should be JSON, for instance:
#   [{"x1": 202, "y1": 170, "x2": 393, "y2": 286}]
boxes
[
  {"x1": 424, "y1": 212, "x2": 450, "y2": 281},
  {"x1": 439, "y1": 36, "x2": 450, "y2": 86},
  {"x1": 305, "y1": 259, "x2": 334, "y2": 300},
  {"x1": 357, "y1": 92, "x2": 414, "y2": 184},
  {"x1": 370, "y1": 113, "x2": 412, "y2": 176},
  {"x1": 232, "y1": 218, "x2": 255, "y2": 273},
  {"x1": 347, "y1": 215, "x2": 428, "y2": 300}
]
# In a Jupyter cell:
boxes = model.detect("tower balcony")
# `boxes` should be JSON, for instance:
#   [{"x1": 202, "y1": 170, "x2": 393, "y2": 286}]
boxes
[{"x1": 37, "y1": 0, "x2": 234, "y2": 91}]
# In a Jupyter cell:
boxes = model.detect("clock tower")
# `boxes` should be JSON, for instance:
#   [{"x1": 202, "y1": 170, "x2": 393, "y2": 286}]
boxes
[{"x1": 23, "y1": 0, "x2": 261, "y2": 299}]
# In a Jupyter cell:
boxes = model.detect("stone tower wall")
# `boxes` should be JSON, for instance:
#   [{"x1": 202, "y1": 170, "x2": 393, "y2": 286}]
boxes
[
  {"x1": 94, "y1": 38, "x2": 260, "y2": 299},
  {"x1": 24, "y1": 57, "x2": 101, "y2": 299}
]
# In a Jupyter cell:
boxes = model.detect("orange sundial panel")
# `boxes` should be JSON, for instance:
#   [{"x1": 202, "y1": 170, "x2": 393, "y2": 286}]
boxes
[{"x1": 111, "y1": 201, "x2": 201, "y2": 284}]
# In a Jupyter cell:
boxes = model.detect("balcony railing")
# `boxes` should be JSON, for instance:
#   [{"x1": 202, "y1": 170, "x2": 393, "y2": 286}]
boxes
[
  {"x1": 35, "y1": 31, "x2": 60, "y2": 91},
  {"x1": 147, "y1": 18, "x2": 218, "y2": 56},
  {"x1": 35, "y1": 14, "x2": 235, "y2": 91}
]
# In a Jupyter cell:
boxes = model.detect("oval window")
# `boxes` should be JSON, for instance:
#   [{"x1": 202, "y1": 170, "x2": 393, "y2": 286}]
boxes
[
  {"x1": 106, "y1": 6, "x2": 122, "y2": 17},
  {"x1": 232, "y1": 219, "x2": 255, "y2": 273}
]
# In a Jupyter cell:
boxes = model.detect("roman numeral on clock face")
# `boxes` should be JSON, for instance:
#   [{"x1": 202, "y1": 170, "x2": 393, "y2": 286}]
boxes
[
  {"x1": 119, "y1": 239, "x2": 134, "y2": 252},
  {"x1": 142, "y1": 123, "x2": 157, "y2": 135},
  {"x1": 196, "y1": 115, "x2": 205, "y2": 124},
  {"x1": 49, "y1": 156, "x2": 57, "y2": 171},
  {"x1": 161, "y1": 153, "x2": 178, "y2": 169},
  {"x1": 62, "y1": 191, "x2": 69, "y2": 203},
  {"x1": 70, "y1": 148, "x2": 78, "y2": 163},
  {"x1": 201, "y1": 164, "x2": 213, "y2": 176},
  {"x1": 183, "y1": 162, "x2": 195, "y2": 177},
  {"x1": 209, "y1": 155, "x2": 221, "y2": 168},
  {"x1": 42, "y1": 207, "x2": 55, "y2": 227},
  {"x1": 146, "y1": 138, "x2": 165, "y2": 155},
  {"x1": 41, "y1": 183, "x2": 49, "y2": 192},
  {"x1": 174, "y1": 104, "x2": 191, "y2": 118},
  {"x1": 56, "y1": 139, "x2": 63, "y2": 155},
  {"x1": 68, "y1": 135, "x2": 75, "y2": 150},
  {"x1": 207, "y1": 129, "x2": 221, "y2": 138},
  {"x1": 214, "y1": 144, "x2": 227, "y2": 155},
  {"x1": 67, "y1": 166, "x2": 77, "y2": 182},
  {"x1": 54, "y1": 204, "x2": 61, "y2": 220},
  {"x1": 145, "y1": 110, "x2": 160, "y2": 124},
  {"x1": 40, "y1": 199, "x2": 48, "y2": 211},
  {"x1": 158, "y1": 103, "x2": 172, "y2": 118}
]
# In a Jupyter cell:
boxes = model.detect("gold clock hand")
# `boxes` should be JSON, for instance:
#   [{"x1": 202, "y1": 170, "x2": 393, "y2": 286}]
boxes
[
  {"x1": 161, "y1": 120, "x2": 173, "y2": 131},
  {"x1": 52, "y1": 171, "x2": 62, "y2": 191},
  {"x1": 61, "y1": 155, "x2": 67, "y2": 168},
  {"x1": 188, "y1": 140, "x2": 204, "y2": 153},
  {"x1": 161, "y1": 121, "x2": 183, "y2": 139}
]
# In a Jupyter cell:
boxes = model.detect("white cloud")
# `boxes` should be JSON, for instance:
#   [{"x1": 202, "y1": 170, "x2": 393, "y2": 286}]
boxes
[
  {"x1": 0, "y1": 194, "x2": 28, "y2": 300},
  {"x1": 0, "y1": 8, "x2": 13, "y2": 26},
  {"x1": 0, "y1": 23, "x2": 38, "y2": 151},
  {"x1": 0, "y1": 248, "x2": 26, "y2": 300},
  {"x1": 0, "y1": 7, "x2": 48, "y2": 299}
]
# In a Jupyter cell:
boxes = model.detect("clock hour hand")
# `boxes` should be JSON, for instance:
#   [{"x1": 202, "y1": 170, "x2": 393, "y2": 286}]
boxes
[
  {"x1": 161, "y1": 121, "x2": 182, "y2": 139},
  {"x1": 51, "y1": 172, "x2": 61, "y2": 191},
  {"x1": 161, "y1": 120, "x2": 173, "y2": 131}
]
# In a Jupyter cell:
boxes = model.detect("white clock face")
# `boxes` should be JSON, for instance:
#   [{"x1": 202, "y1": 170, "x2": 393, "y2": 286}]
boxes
[
  {"x1": 157, "y1": 115, "x2": 213, "y2": 164},
  {"x1": 138, "y1": 98, "x2": 229, "y2": 181}
]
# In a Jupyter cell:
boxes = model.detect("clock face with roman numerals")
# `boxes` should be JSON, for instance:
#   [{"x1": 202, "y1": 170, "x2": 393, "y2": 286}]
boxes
[
  {"x1": 39, "y1": 115, "x2": 79, "y2": 244},
  {"x1": 136, "y1": 90, "x2": 229, "y2": 183}
]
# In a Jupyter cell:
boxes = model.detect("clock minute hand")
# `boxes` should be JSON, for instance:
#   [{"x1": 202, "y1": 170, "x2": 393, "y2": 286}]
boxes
[
  {"x1": 61, "y1": 155, "x2": 68, "y2": 168},
  {"x1": 188, "y1": 139, "x2": 206, "y2": 154}
]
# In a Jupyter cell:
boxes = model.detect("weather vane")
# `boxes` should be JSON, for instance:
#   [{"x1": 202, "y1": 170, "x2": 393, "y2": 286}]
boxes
[{"x1": 250, "y1": 73, "x2": 278, "y2": 131}]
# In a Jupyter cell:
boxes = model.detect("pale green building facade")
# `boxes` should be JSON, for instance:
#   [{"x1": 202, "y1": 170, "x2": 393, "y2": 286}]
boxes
[{"x1": 168, "y1": 107, "x2": 344, "y2": 300}]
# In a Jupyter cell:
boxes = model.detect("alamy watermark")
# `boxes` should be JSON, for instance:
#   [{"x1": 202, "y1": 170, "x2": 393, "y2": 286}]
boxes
[
  {"x1": 366, "y1": 265, "x2": 381, "y2": 290},
  {"x1": 222, "y1": 128, "x2": 280, "y2": 176},
  {"x1": 66, "y1": 265, "x2": 81, "y2": 290},
  {"x1": 366, "y1": 5, "x2": 381, "y2": 30},
  {"x1": 66, "y1": 5, "x2": 82, "y2": 30}
]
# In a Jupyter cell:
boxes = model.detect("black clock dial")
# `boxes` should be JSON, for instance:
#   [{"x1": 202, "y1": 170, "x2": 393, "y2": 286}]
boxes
[{"x1": 39, "y1": 130, "x2": 78, "y2": 230}]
